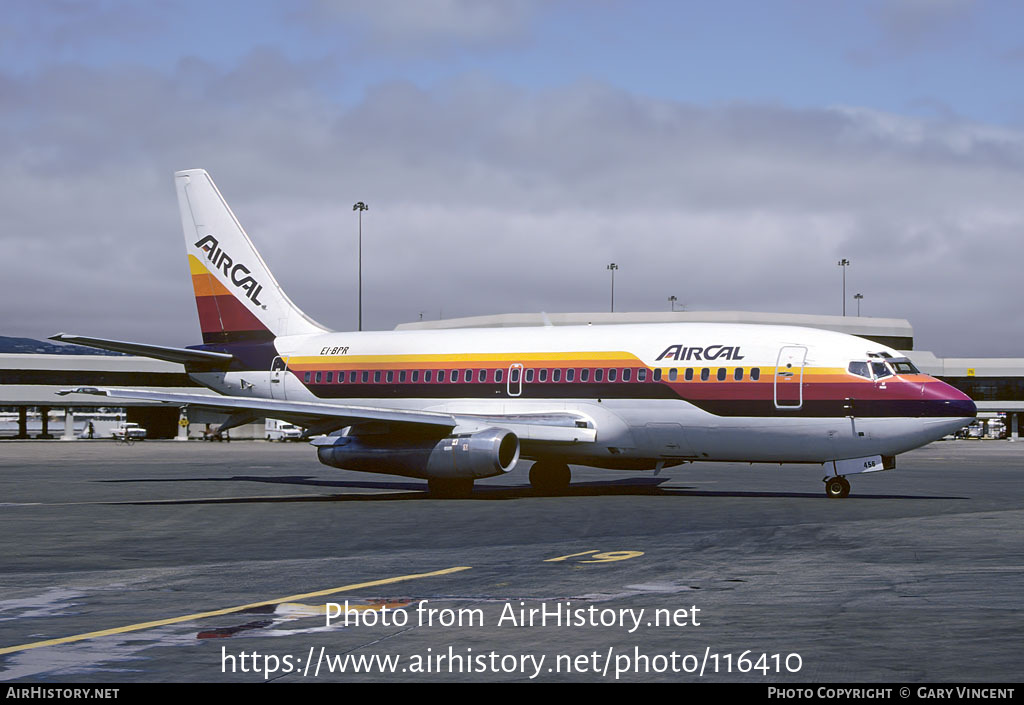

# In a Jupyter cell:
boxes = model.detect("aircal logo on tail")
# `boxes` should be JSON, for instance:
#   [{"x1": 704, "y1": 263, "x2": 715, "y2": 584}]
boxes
[
  {"x1": 194, "y1": 235, "x2": 264, "y2": 306},
  {"x1": 656, "y1": 345, "x2": 745, "y2": 361}
]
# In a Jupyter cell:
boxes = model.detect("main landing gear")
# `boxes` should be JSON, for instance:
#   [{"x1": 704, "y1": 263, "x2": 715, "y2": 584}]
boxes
[
  {"x1": 823, "y1": 475, "x2": 851, "y2": 499},
  {"x1": 529, "y1": 460, "x2": 572, "y2": 494}
]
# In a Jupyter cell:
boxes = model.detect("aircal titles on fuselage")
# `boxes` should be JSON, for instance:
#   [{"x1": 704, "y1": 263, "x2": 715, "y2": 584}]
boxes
[
  {"x1": 194, "y1": 235, "x2": 264, "y2": 306},
  {"x1": 655, "y1": 345, "x2": 745, "y2": 362}
]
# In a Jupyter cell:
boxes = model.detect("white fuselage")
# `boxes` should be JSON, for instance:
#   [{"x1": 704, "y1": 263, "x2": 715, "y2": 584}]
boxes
[{"x1": 190, "y1": 322, "x2": 974, "y2": 469}]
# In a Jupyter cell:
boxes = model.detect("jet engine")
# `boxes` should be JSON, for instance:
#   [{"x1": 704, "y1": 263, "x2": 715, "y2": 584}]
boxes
[{"x1": 315, "y1": 427, "x2": 520, "y2": 480}]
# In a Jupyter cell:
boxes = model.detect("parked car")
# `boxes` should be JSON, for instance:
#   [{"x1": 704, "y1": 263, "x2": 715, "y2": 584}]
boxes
[{"x1": 112, "y1": 422, "x2": 147, "y2": 440}]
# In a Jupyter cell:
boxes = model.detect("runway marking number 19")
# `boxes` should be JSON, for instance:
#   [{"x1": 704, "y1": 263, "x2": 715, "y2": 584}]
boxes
[{"x1": 544, "y1": 550, "x2": 644, "y2": 564}]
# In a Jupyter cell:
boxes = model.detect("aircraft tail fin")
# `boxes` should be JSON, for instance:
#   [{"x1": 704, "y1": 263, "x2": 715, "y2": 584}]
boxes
[{"x1": 175, "y1": 169, "x2": 328, "y2": 344}]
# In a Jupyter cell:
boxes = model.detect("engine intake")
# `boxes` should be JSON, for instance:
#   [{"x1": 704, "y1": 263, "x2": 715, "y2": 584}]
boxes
[{"x1": 316, "y1": 427, "x2": 520, "y2": 480}]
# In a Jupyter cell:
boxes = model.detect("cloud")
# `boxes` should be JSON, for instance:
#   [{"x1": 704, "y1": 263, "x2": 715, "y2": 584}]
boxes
[
  {"x1": 295, "y1": 0, "x2": 542, "y2": 55},
  {"x1": 0, "y1": 0, "x2": 164, "y2": 68},
  {"x1": 2, "y1": 53, "x2": 1023, "y2": 355},
  {"x1": 852, "y1": 0, "x2": 979, "y2": 63}
]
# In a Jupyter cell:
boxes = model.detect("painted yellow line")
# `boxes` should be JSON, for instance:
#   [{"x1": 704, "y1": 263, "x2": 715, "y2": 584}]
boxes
[
  {"x1": 0, "y1": 566, "x2": 471, "y2": 656},
  {"x1": 544, "y1": 550, "x2": 599, "y2": 562},
  {"x1": 3, "y1": 494, "x2": 352, "y2": 508}
]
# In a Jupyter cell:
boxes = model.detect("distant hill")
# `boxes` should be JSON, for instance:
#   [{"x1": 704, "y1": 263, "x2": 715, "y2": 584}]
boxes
[{"x1": 0, "y1": 336, "x2": 126, "y2": 356}]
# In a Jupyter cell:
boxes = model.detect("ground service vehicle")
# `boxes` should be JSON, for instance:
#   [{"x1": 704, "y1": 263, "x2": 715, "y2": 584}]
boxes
[{"x1": 266, "y1": 419, "x2": 303, "y2": 441}]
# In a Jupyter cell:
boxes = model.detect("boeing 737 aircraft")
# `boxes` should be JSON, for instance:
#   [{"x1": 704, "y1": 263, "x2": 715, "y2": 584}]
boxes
[{"x1": 56, "y1": 169, "x2": 976, "y2": 497}]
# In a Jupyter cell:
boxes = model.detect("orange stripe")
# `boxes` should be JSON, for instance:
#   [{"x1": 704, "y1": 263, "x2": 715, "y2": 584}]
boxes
[
  {"x1": 288, "y1": 359, "x2": 643, "y2": 371},
  {"x1": 191, "y1": 271, "x2": 232, "y2": 297}
]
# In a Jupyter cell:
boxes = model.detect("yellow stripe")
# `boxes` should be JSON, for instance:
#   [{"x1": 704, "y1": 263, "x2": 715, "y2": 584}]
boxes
[
  {"x1": 187, "y1": 254, "x2": 212, "y2": 275},
  {"x1": 290, "y1": 354, "x2": 846, "y2": 377},
  {"x1": 655, "y1": 366, "x2": 846, "y2": 376},
  {"x1": 0, "y1": 566, "x2": 471, "y2": 656},
  {"x1": 292, "y1": 352, "x2": 640, "y2": 365},
  {"x1": 291, "y1": 351, "x2": 643, "y2": 366}
]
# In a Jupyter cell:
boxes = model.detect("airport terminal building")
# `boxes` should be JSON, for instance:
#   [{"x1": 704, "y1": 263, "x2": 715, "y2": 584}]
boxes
[{"x1": 2, "y1": 311, "x2": 1022, "y2": 439}]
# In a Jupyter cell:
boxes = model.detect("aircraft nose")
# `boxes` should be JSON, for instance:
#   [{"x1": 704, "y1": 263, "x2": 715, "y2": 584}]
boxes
[{"x1": 924, "y1": 378, "x2": 976, "y2": 418}]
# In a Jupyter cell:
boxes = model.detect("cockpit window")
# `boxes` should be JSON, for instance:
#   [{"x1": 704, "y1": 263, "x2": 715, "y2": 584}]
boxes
[
  {"x1": 848, "y1": 361, "x2": 871, "y2": 379},
  {"x1": 870, "y1": 361, "x2": 893, "y2": 379},
  {"x1": 889, "y1": 358, "x2": 920, "y2": 375}
]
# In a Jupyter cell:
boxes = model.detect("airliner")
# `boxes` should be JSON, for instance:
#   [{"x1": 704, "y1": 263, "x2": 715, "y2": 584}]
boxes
[{"x1": 55, "y1": 169, "x2": 976, "y2": 498}]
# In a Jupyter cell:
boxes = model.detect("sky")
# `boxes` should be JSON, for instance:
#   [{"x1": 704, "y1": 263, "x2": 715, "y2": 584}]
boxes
[{"x1": 2, "y1": 0, "x2": 1024, "y2": 356}]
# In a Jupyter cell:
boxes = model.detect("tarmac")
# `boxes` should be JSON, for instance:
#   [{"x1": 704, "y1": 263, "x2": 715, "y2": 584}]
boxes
[{"x1": 0, "y1": 439, "x2": 1021, "y2": 683}]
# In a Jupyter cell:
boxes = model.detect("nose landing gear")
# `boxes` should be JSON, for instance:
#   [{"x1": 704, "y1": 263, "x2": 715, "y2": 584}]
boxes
[{"x1": 824, "y1": 475, "x2": 851, "y2": 498}]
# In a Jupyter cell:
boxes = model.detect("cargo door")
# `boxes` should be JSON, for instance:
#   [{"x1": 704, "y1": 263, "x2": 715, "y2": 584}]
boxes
[{"x1": 644, "y1": 423, "x2": 696, "y2": 458}]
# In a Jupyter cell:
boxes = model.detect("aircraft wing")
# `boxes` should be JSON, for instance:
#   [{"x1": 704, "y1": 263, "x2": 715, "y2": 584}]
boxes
[{"x1": 57, "y1": 387, "x2": 597, "y2": 443}]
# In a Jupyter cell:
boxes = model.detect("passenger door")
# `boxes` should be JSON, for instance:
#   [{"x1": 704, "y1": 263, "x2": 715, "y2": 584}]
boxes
[
  {"x1": 774, "y1": 346, "x2": 806, "y2": 409},
  {"x1": 270, "y1": 356, "x2": 289, "y2": 400}
]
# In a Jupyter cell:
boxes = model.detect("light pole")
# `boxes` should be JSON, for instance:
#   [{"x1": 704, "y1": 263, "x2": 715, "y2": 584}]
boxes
[
  {"x1": 607, "y1": 263, "x2": 618, "y2": 313},
  {"x1": 668, "y1": 295, "x2": 678, "y2": 311},
  {"x1": 854, "y1": 293, "x2": 863, "y2": 317},
  {"x1": 353, "y1": 201, "x2": 369, "y2": 331},
  {"x1": 837, "y1": 258, "x2": 850, "y2": 316}
]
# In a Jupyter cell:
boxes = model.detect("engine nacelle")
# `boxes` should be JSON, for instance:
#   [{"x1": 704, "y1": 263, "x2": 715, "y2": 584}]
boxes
[{"x1": 316, "y1": 427, "x2": 520, "y2": 480}]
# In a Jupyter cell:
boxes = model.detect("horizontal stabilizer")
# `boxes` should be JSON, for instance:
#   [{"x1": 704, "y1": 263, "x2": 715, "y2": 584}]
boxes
[{"x1": 49, "y1": 333, "x2": 233, "y2": 366}]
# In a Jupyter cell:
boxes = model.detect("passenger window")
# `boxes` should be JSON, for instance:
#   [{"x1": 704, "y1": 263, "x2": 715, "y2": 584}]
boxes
[
  {"x1": 717, "y1": 368, "x2": 726, "y2": 381},
  {"x1": 399, "y1": 370, "x2": 407, "y2": 383},
  {"x1": 495, "y1": 369, "x2": 503, "y2": 383},
  {"x1": 338, "y1": 371, "x2": 344, "y2": 383},
  {"x1": 848, "y1": 361, "x2": 871, "y2": 379},
  {"x1": 669, "y1": 368, "x2": 678, "y2": 381},
  {"x1": 526, "y1": 369, "x2": 535, "y2": 383},
  {"x1": 464, "y1": 369, "x2": 472, "y2": 383},
  {"x1": 581, "y1": 369, "x2": 591, "y2": 382},
  {"x1": 451, "y1": 369, "x2": 459, "y2": 382},
  {"x1": 411, "y1": 371, "x2": 419, "y2": 383},
  {"x1": 326, "y1": 371, "x2": 333, "y2": 383},
  {"x1": 734, "y1": 368, "x2": 744, "y2": 381},
  {"x1": 751, "y1": 368, "x2": 760, "y2": 381},
  {"x1": 424, "y1": 370, "x2": 432, "y2": 383},
  {"x1": 539, "y1": 369, "x2": 548, "y2": 383},
  {"x1": 567, "y1": 369, "x2": 576, "y2": 382},
  {"x1": 478, "y1": 369, "x2": 487, "y2": 383},
  {"x1": 608, "y1": 369, "x2": 617, "y2": 382},
  {"x1": 622, "y1": 368, "x2": 631, "y2": 382},
  {"x1": 386, "y1": 371, "x2": 393, "y2": 383},
  {"x1": 638, "y1": 368, "x2": 647, "y2": 382},
  {"x1": 684, "y1": 368, "x2": 694, "y2": 381},
  {"x1": 553, "y1": 369, "x2": 561, "y2": 382},
  {"x1": 700, "y1": 368, "x2": 710, "y2": 381},
  {"x1": 351, "y1": 371, "x2": 359, "y2": 383},
  {"x1": 653, "y1": 369, "x2": 662, "y2": 382},
  {"x1": 438, "y1": 370, "x2": 446, "y2": 383},
  {"x1": 373, "y1": 371, "x2": 381, "y2": 383},
  {"x1": 304, "y1": 372, "x2": 311, "y2": 383},
  {"x1": 594, "y1": 369, "x2": 604, "y2": 382}
]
